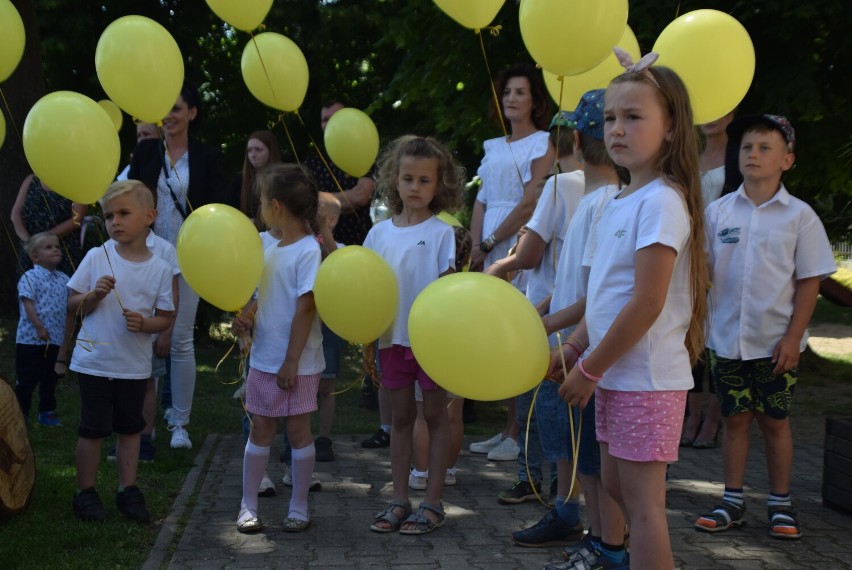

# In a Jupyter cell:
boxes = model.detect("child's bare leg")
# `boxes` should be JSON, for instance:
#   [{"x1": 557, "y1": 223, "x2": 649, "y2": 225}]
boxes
[
  {"x1": 617, "y1": 458, "x2": 673, "y2": 570},
  {"x1": 446, "y1": 397, "x2": 464, "y2": 469},
  {"x1": 682, "y1": 392, "x2": 702, "y2": 440},
  {"x1": 116, "y1": 432, "x2": 141, "y2": 488},
  {"x1": 695, "y1": 395, "x2": 722, "y2": 442},
  {"x1": 373, "y1": 385, "x2": 416, "y2": 530},
  {"x1": 722, "y1": 411, "x2": 754, "y2": 488},
  {"x1": 76, "y1": 437, "x2": 102, "y2": 489},
  {"x1": 412, "y1": 387, "x2": 449, "y2": 526},
  {"x1": 413, "y1": 402, "x2": 428, "y2": 472},
  {"x1": 756, "y1": 413, "x2": 793, "y2": 493},
  {"x1": 142, "y1": 378, "x2": 156, "y2": 437},
  {"x1": 505, "y1": 398, "x2": 519, "y2": 440}
]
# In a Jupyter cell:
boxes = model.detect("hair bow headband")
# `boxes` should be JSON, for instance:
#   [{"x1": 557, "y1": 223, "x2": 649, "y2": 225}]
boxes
[{"x1": 613, "y1": 47, "x2": 660, "y2": 88}]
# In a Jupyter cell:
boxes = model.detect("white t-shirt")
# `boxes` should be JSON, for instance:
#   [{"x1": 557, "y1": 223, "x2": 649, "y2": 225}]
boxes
[
  {"x1": 108, "y1": 230, "x2": 180, "y2": 276},
  {"x1": 68, "y1": 242, "x2": 174, "y2": 379},
  {"x1": 259, "y1": 231, "x2": 280, "y2": 251},
  {"x1": 476, "y1": 131, "x2": 550, "y2": 267},
  {"x1": 550, "y1": 184, "x2": 621, "y2": 340},
  {"x1": 705, "y1": 184, "x2": 836, "y2": 360},
  {"x1": 525, "y1": 170, "x2": 585, "y2": 309},
  {"x1": 585, "y1": 178, "x2": 693, "y2": 391},
  {"x1": 363, "y1": 216, "x2": 455, "y2": 348},
  {"x1": 250, "y1": 235, "x2": 325, "y2": 375}
]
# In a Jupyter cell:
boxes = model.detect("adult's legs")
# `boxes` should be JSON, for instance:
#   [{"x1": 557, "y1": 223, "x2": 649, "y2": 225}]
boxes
[{"x1": 169, "y1": 277, "x2": 199, "y2": 429}]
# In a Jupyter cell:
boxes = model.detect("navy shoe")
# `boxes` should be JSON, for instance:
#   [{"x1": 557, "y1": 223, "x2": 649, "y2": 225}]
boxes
[{"x1": 512, "y1": 509, "x2": 584, "y2": 547}]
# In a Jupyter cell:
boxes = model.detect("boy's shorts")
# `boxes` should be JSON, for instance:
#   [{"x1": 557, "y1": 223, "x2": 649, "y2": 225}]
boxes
[
  {"x1": 595, "y1": 387, "x2": 686, "y2": 463},
  {"x1": 379, "y1": 345, "x2": 438, "y2": 391},
  {"x1": 77, "y1": 373, "x2": 147, "y2": 439},
  {"x1": 709, "y1": 350, "x2": 797, "y2": 420},
  {"x1": 535, "y1": 380, "x2": 576, "y2": 462},
  {"x1": 321, "y1": 323, "x2": 344, "y2": 380}
]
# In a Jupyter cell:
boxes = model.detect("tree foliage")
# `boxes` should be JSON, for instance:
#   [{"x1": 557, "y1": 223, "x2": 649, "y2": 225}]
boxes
[{"x1": 1, "y1": 0, "x2": 849, "y2": 310}]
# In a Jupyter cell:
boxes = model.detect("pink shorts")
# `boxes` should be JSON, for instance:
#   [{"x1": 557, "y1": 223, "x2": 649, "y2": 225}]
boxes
[
  {"x1": 595, "y1": 387, "x2": 686, "y2": 463},
  {"x1": 245, "y1": 367, "x2": 320, "y2": 418},
  {"x1": 379, "y1": 346, "x2": 438, "y2": 391}
]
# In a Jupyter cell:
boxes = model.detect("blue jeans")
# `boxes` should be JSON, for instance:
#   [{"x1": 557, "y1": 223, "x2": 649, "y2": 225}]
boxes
[{"x1": 517, "y1": 388, "x2": 553, "y2": 483}]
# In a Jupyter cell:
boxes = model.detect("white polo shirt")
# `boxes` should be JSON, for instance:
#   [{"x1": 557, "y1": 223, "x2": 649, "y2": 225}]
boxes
[{"x1": 705, "y1": 184, "x2": 836, "y2": 360}]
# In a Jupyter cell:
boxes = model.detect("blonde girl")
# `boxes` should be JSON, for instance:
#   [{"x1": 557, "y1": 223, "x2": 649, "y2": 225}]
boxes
[
  {"x1": 559, "y1": 56, "x2": 708, "y2": 569},
  {"x1": 365, "y1": 136, "x2": 464, "y2": 535},
  {"x1": 232, "y1": 164, "x2": 325, "y2": 534}
]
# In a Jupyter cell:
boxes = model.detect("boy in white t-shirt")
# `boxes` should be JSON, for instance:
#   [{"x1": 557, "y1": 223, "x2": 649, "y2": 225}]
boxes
[
  {"x1": 68, "y1": 180, "x2": 174, "y2": 523},
  {"x1": 695, "y1": 115, "x2": 835, "y2": 540}
]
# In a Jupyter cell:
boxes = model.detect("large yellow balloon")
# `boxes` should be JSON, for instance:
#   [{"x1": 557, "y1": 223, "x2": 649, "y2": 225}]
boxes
[
  {"x1": 409, "y1": 273, "x2": 550, "y2": 401},
  {"x1": 324, "y1": 108, "x2": 379, "y2": 178},
  {"x1": 95, "y1": 16, "x2": 184, "y2": 124},
  {"x1": 0, "y1": 111, "x2": 5, "y2": 149},
  {"x1": 544, "y1": 26, "x2": 640, "y2": 112},
  {"x1": 519, "y1": 0, "x2": 628, "y2": 77},
  {"x1": 176, "y1": 204, "x2": 264, "y2": 312},
  {"x1": 654, "y1": 10, "x2": 755, "y2": 125},
  {"x1": 314, "y1": 246, "x2": 398, "y2": 344},
  {"x1": 241, "y1": 33, "x2": 309, "y2": 112},
  {"x1": 23, "y1": 91, "x2": 120, "y2": 205},
  {"x1": 206, "y1": 0, "x2": 272, "y2": 32},
  {"x1": 0, "y1": 0, "x2": 25, "y2": 82},
  {"x1": 97, "y1": 99, "x2": 123, "y2": 132},
  {"x1": 433, "y1": 0, "x2": 505, "y2": 29}
]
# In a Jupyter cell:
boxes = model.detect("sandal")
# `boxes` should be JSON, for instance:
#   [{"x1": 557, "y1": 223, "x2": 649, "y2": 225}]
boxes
[
  {"x1": 692, "y1": 438, "x2": 716, "y2": 449},
  {"x1": 236, "y1": 508, "x2": 264, "y2": 534},
  {"x1": 694, "y1": 501, "x2": 746, "y2": 533},
  {"x1": 370, "y1": 499, "x2": 412, "y2": 533},
  {"x1": 768, "y1": 505, "x2": 802, "y2": 540},
  {"x1": 399, "y1": 501, "x2": 445, "y2": 535},
  {"x1": 679, "y1": 437, "x2": 695, "y2": 447},
  {"x1": 282, "y1": 517, "x2": 311, "y2": 532}
]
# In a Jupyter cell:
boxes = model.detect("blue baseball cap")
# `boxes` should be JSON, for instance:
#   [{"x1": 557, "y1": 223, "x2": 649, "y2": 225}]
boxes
[{"x1": 564, "y1": 89, "x2": 606, "y2": 140}]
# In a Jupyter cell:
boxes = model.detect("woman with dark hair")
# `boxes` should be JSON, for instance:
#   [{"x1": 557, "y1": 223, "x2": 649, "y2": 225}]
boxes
[
  {"x1": 225, "y1": 130, "x2": 282, "y2": 228},
  {"x1": 129, "y1": 79, "x2": 225, "y2": 451}
]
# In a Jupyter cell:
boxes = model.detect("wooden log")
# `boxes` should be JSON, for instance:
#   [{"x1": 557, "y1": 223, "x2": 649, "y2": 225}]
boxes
[{"x1": 0, "y1": 377, "x2": 36, "y2": 519}]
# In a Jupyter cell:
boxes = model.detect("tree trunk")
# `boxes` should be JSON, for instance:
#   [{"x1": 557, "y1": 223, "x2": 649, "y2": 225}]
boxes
[
  {"x1": 0, "y1": 378, "x2": 36, "y2": 519},
  {"x1": 1, "y1": 0, "x2": 45, "y2": 314}
]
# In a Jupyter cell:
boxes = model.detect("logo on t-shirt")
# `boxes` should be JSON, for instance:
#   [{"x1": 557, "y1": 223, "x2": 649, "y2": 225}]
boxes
[
  {"x1": 417, "y1": 240, "x2": 426, "y2": 246},
  {"x1": 614, "y1": 229, "x2": 627, "y2": 238},
  {"x1": 718, "y1": 227, "x2": 740, "y2": 244}
]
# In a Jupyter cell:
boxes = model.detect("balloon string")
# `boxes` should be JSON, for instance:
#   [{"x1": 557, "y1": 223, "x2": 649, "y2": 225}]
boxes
[
  {"x1": 2, "y1": 219, "x2": 35, "y2": 295},
  {"x1": 86, "y1": 212, "x2": 124, "y2": 311},
  {"x1": 248, "y1": 31, "x2": 279, "y2": 105},
  {"x1": 477, "y1": 29, "x2": 507, "y2": 138},
  {"x1": 0, "y1": 87, "x2": 23, "y2": 145},
  {"x1": 161, "y1": 136, "x2": 195, "y2": 214},
  {"x1": 554, "y1": 330, "x2": 582, "y2": 503},
  {"x1": 278, "y1": 113, "x2": 301, "y2": 163}
]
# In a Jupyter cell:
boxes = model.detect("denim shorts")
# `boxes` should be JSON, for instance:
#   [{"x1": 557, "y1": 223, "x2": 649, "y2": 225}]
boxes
[
  {"x1": 321, "y1": 323, "x2": 345, "y2": 379},
  {"x1": 576, "y1": 393, "x2": 601, "y2": 476},
  {"x1": 534, "y1": 381, "x2": 576, "y2": 462}
]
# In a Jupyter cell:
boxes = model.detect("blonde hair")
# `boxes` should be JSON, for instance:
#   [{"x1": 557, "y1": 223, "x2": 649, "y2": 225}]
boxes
[
  {"x1": 376, "y1": 135, "x2": 465, "y2": 216},
  {"x1": 99, "y1": 179, "x2": 155, "y2": 210},
  {"x1": 609, "y1": 66, "x2": 708, "y2": 364},
  {"x1": 25, "y1": 232, "x2": 59, "y2": 257}
]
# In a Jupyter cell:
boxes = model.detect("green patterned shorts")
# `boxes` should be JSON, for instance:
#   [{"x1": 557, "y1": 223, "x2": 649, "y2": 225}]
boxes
[{"x1": 709, "y1": 350, "x2": 797, "y2": 419}]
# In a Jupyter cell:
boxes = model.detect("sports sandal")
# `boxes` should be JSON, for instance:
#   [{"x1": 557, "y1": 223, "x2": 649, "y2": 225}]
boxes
[
  {"x1": 399, "y1": 501, "x2": 445, "y2": 535},
  {"x1": 370, "y1": 499, "x2": 412, "y2": 533},
  {"x1": 694, "y1": 501, "x2": 746, "y2": 533},
  {"x1": 768, "y1": 505, "x2": 803, "y2": 540}
]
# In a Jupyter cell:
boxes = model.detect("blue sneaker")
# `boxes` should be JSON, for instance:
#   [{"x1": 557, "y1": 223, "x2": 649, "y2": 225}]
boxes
[{"x1": 37, "y1": 411, "x2": 62, "y2": 427}]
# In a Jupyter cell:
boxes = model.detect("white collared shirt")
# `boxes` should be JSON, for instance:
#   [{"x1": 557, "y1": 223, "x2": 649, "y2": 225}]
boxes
[{"x1": 705, "y1": 184, "x2": 836, "y2": 360}]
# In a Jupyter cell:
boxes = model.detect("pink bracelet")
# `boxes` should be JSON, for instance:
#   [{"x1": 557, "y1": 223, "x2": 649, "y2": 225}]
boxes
[
  {"x1": 562, "y1": 342, "x2": 582, "y2": 359},
  {"x1": 578, "y1": 358, "x2": 602, "y2": 382}
]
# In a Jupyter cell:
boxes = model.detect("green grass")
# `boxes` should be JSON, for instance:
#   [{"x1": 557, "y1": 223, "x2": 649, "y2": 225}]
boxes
[{"x1": 0, "y1": 315, "x2": 508, "y2": 568}]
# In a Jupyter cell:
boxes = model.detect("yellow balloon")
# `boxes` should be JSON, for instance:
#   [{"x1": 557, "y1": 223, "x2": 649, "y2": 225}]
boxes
[
  {"x1": 0, "y1": 111, "x2": 5, "y2": 149},
  {"x1": 23, "y1": 91, "x2": 120, "y2": 205},
  {"x1": 0, "y1": 0, "x2": 25, "y2": 82},
  {"x1": 544, "y1": 26, "x2": 640, "y2": 111},
  {"x1": 206, "y1": 0, "x2": 272, "y2": 32},
  {"x1": 519, "y1": 0, "x2": 628, "y2": 77},
  {"x1": 437, "y1": 211, "x2": 462, "y2": 227},
  {"x1": 97, "y1": 99, "x2": 123, "y2": 132},
  {"x1": 433, "y1": 0, "x2": 505, "y2": 29},
  {"x1": 324, "y1": 108, "x2": 379, "y2": 178},
  {"x1": 95, "y1": 16, "x2": 184, "y2": 124},
  {"x1": 176, "y1": 204, "x2": 264, "y2": 312},
  {"x1": 409, "y1": 273, "x2": 550, "y2": 401},
  {"x1": 654, "y1": 9, "x2": 755, "y2": 125},
  {"x1": 314, "y1": 246, "x2": 398, "y2": 344},
  {"x1": 241, "y1": 33, "x2": 309, "y2": 112}
]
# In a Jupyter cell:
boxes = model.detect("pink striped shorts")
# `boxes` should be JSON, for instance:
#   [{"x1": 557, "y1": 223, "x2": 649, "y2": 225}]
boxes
[
  {"x1": 245, "y1": 367, "x2": 320, "y2": 418},
  {"x1": 595, "y1": 387, "x2": 686, "y2": 463}
]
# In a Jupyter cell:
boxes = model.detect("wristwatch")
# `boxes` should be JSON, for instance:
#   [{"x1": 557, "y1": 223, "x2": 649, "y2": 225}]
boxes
[{"x1": 479, "y1": 233, "x2": 497, "y2": 253}]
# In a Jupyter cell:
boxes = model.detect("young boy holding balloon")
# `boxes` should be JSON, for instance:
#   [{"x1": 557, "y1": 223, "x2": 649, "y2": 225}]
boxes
[
  {"x1": 67, "y1": 180, "x2": 175, "y2": 523},
  {"x1": 365, "y1": 135, "x2": 464, "y2": 535}
]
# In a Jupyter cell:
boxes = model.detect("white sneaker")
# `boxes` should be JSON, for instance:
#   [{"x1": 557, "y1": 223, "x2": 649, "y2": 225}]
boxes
[
  {"x1": 282, "y1": 465, "x2": 322, "y2": 491},
  {"x1": 408, "y1": 469, "x2": 428, "y2": 490},
  {"x1": 487, "y1": 437, "x2": 519, "y2": 461},
  {"x1": 168, "y1": 425, "x2": 192, "y2": 449},
  {"x1": 232, "y1": 382, "x2": 246, "y2": 400},
  {"x1": 444, "y1": 468, "x2": 457, "y2": 486},
  {"x1": 258, "y1": 471, "x2": 276, "y2": 497},
  {"x1": 469, "y1": 432, "x2": 504, "y2": 454},
  {"x1": 163, "y1": 408, "x2": 174, "y2": 425}
]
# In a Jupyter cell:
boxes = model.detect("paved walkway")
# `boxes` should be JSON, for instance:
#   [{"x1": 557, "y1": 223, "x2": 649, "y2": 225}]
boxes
[{"x1": 146, "y1": 419, "x2": 852, "y2": 569}]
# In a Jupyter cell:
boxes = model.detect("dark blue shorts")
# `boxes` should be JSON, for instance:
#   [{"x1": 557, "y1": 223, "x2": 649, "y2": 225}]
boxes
[{"x1": 77, "y1": 373, "x2": 147, "y2": 439}]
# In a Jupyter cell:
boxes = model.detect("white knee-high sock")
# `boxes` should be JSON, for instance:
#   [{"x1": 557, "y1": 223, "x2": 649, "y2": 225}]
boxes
[
  {"x1": 242, "y1": 441, "x2": 270, "y2": 514},
  {"x1": 289, "y1": 443, "x2": 315, "y2": 521}
]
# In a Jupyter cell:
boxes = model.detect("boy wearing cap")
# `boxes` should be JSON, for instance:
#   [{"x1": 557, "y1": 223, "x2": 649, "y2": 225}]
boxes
[{"x1": 694, "y1": 115, "x2": 835, "y2": 540}]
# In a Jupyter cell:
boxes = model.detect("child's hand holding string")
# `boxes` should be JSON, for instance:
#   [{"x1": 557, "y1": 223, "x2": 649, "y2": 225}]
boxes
[
  {"x1": 545, "y1": 344, "x2": 580, "y2": 383},
  {"x1": 93, "y1": 275, "x2": 116, "y2": 301},
  {"x1": 558, "y1": 361, "x2": 598, "y2": 409}
]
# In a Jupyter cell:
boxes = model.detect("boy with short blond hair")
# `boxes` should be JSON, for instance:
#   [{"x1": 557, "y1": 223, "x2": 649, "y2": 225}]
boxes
[
  {"x1": 68, "y1": 180, "x2": 174, "y2": 522},
  {"x1": 695, "y1": 115, "x2": 836, "y2": 540}
]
